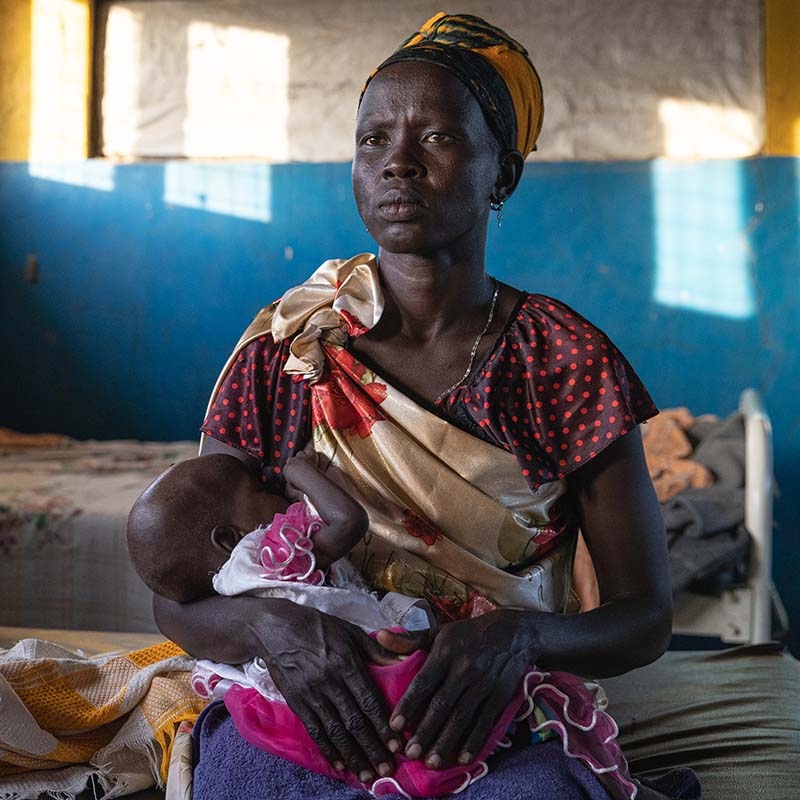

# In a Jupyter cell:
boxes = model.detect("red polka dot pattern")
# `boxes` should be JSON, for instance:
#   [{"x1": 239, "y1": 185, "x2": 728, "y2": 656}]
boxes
[
  {"x1": 201, "y1": 294, "x2": 656, "y2": 495},
  {"x1": 439, "y1": 294, "x2": 657, "y2": 491},
  {"x1": 200, "y1": 335, "x2": 311, "y2": 490}
]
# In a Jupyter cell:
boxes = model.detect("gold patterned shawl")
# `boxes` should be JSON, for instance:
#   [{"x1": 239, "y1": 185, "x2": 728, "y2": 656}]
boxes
[{"x1": 208, "y1": 255, "x2": 576, "y2": 620}]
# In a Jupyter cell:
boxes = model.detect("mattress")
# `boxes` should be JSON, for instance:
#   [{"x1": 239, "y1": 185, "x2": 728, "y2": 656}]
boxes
[
  {"x1": 0, "y1": 437, "x2": 197, "y2": 632},
  {"x1": 605, "y1": 643, "x2": 800, "y2": 799}
]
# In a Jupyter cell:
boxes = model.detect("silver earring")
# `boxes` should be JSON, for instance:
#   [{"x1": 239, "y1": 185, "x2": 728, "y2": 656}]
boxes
[{"x1": 490, "y1": 197, "x2": 504, "y2": 228}]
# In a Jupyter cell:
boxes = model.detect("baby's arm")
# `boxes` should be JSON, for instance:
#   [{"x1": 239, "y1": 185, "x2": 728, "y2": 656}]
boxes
[{"x1": 282, "y1": 453, "x2": 368, "y2": 570}]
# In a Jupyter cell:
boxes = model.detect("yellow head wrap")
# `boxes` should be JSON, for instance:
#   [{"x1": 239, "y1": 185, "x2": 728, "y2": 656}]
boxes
[{"x1": 363, "y1": 12, "x2": 544, "y2": 157}]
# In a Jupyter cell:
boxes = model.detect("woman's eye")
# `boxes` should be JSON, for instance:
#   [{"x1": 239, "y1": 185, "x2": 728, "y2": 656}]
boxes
[
  {"x1": 424, "y1": 132, "x2": 454, "y2": 143},
  {"x1": 360, "y1": 134, "x2": 387, "y2": 147}
]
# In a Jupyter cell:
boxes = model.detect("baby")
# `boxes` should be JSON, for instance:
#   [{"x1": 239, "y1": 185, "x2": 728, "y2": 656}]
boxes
[
  {"x1": 127, "y1": 451, "x2": 369, "y2": 603},
  {"x1": 129, "y1": 452, "x2": 516, "y2": 797}
]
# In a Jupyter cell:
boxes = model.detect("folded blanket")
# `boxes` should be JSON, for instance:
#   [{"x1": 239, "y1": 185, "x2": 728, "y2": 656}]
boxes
[
  {"x1": 191, "y1": 700, "x2": 616, "y2": 800},
  {"x1": 644, "y1": 409, "x2": 749, "y2": 594},
  {"x1": 662, "y1": 486, "x2": 745, "y2": 541},
  {"x1": 0, "y1": 638, "x2": 206, "y2": 800},
  {"x1": 641, "y1": 409, "x2": 715, "y2": 502},
  {"x1": 690, "y1": 412, "x2": 745, "y2": 489},
  {"x1": 641, "y1": 408, "x2": 745, "y2": 502},
  {"x1": 191, "y1": 701, "x2": 701, "y2": 800}
]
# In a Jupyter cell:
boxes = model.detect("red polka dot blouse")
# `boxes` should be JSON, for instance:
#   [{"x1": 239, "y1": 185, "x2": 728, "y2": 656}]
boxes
[{"x1": 201, "y1": 294, "x2": 657, "y2": 492}]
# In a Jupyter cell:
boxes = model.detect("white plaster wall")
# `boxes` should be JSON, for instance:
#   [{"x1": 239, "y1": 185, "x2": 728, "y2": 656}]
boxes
[{"x1": 100, "y1": 0, "x2": 764, "y2": 162}]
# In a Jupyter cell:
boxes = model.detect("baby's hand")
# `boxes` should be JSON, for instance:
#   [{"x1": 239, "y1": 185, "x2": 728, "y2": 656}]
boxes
[
  {"x1": 287, "y1": 449, "x2": 320, "y2": 469},
  {"x1": 283, "y1": 449, "x2": 323, "y2": 501}
]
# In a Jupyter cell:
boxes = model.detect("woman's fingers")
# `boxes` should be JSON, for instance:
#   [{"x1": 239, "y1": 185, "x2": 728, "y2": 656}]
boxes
[
  {"x1": 351, "y1": 633, "x2": 407, "y2": 753},
  {"x1": 424, "y1": 686, "x2": 487, "y2": 766},
  {"x1": 388, "y1": 612, "x2": 534, "y2": 768},
  {"x1": 314, "y1": 698, "x2": 376, "y2": 780},
  {"x1": 259, "y1": 606, "x2": 401, "y2": 778},
  {"x1": 389, "y1": 651, "x2": 446, "y2": 734},
  {"x1": 455, "y1": 686, "x2": 517, "y2": 765},
  {"x1": 309, "y1": 626, "x2": 403, "y2": 775},
  {"x1": 283, "y1": 657, "x2": 395, "y2": 779},
  {"x1": 449, "y1": 657, "x2": 527, "y2": 765},
  {"x1": 402, "y1": 670, "x2": 468, "y2": 764},
  {"x1": 328, "y1": 688, "x2": 396, "y2": 779},
  {"x1": 292, "y1": 701, "x2": 347, "y2": 772}
]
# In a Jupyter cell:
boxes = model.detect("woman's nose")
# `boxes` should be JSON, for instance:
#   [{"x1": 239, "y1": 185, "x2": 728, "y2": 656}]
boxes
[{"x1": 382, "y1": 137, "x2": 426, "y2": 179}]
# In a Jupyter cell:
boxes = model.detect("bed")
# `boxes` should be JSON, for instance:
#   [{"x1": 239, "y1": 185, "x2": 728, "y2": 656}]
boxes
[
  {"x1": 0, "y1": 435, "x2": 197, "y2": 632},
  {"x1": 648, "y1": 388, "x2": 783, "y2": 646},
  {"x1": 0, "y1": 389, "x2": 797, "y2": 799}
]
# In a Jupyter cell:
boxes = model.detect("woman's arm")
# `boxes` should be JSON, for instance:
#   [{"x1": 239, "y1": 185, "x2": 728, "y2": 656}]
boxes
[
  {"x1": 154, "y1": 591, "x2": 403, "y2": 780},
  {"x1": 538, "y1": 424, "x2": 673, "y2": 672},
  {"x1": 161, "y1": 437, "x2": 399, "y2": 780},
  {"x1": 387, "y1": 427, "x2": 672, "y2": 767}
]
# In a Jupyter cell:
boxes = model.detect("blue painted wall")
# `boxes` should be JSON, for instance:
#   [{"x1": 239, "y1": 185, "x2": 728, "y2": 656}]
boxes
[{"x1": 1, "y1": 157, "x2": 798, "y2": 651}]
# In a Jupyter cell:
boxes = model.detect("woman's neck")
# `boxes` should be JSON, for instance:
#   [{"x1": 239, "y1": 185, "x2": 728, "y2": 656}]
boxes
[{"x1": 375, "y1": 249, "x2": 494, "y2": 342}]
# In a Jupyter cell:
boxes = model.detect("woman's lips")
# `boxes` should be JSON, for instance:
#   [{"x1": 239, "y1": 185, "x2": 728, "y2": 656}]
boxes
[{"x1": 378, "y1": 191, "x2": 426, "y2": 221}]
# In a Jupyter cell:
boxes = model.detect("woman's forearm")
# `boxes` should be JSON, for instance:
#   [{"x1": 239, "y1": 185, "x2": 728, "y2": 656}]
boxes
[
  {"x1": 518, "y1": 593, "x2": 672, "y2": 678},
  {"x1": 153, "y1": 592, "x2": 273, "y2": 663}
]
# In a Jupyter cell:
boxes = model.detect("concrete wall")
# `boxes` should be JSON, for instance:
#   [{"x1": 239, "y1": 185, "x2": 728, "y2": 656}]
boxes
[{"x1": 97, "y1": 0, "x2": 764, "y2": 161}]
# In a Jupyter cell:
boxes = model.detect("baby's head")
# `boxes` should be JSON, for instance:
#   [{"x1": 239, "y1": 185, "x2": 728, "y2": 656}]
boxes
[{"x1": 127, "y1": 453, "x2": 287, "y2": 602}]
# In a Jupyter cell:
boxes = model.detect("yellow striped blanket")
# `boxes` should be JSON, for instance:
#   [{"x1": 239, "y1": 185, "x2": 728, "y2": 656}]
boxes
[{"x1": 0, "y1": 638, "x2": 204, "y2": 800}]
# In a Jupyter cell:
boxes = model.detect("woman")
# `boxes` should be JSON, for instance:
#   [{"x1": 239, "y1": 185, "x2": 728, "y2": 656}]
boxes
[{"x1": 154, "y1": 13, "x2": 697, "y2": 800}]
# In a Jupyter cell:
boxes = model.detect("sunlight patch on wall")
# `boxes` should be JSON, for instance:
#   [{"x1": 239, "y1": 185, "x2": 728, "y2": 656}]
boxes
[
  {"x1": 659, "y1": 98, "x2": 762, "y2": 160},
  {"x1": 29, "y1": 0, "x2": 87, "y2": 161},
  {"x1": 29, "y1": 160, "x2": 115, "y2": 190},
  {"x1": 27, "y1": 0, "x2": 114, "y2": 190},
  {"x1": 652, "y1": 160, "x2": 755, "y2": 319},
  {"x1": 164, "y1": 162, "x2": 272, "y2": 223},
  {"x1": 102, "y1": 4, "x2": 144, "y2": 157},
  {"x1": 184, "y1": 23, "x2": 289, "y2": 159}
]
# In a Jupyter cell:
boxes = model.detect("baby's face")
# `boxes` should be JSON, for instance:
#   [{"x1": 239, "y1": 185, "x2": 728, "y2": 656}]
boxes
[
  {"x1": 228, "y1": 480, "x2": 291, "y2": 537},
  {"x1": 203, "y1": 478, "x2": 292, "y2": 565}
]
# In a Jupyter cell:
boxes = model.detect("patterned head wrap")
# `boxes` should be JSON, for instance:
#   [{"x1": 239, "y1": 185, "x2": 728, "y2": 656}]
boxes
[{"x1": 361, "y1": 12, "x2": 544, "y2": 157}]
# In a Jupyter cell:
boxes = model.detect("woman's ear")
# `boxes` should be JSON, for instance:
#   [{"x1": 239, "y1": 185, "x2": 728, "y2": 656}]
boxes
[
  {"x1": 493, "y1": 149, "x2": 525, "y2": 204},
  {"x1": 210, "y1": 525, "x2": 246, "y2": 554}
]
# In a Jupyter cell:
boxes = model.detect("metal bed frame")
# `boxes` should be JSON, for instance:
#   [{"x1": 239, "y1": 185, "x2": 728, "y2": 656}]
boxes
[{"x1": 671, "y1": 387, "x2": 786, "y2": 644}]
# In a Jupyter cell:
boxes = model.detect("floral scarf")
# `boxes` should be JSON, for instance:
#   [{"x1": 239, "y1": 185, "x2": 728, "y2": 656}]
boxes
[{"x1": 218, "y1": 254, "x2": 577, "y2": 622}]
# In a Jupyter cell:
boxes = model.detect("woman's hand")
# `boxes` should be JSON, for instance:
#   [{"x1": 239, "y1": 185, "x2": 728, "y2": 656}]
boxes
[
  {"x1": 389, "y1": 610, "x2": 536, "y2": 768},
  {"x1": 256, "y1": 600, "x2": 407, "y2": 782},
  {"x1": 155, "y1": 592, "x2": 408, "y2": 781}
]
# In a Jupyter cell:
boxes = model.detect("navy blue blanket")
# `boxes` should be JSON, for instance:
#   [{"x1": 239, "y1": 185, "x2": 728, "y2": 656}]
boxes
[{"x1": 191, "y1": 701, "x2": 700, "y2": 800}]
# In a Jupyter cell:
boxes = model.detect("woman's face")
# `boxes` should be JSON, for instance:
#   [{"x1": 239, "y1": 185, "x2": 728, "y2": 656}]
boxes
[{"x1": 352, "y1": 61, "x2": 502, "y2": 256}]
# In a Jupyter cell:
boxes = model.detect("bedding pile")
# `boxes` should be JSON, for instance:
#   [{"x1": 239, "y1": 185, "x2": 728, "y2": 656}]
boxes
[
  {"x1": 642, "y1": 408, "x2": 750, "y2": 594},
  {"x1": 0, "y1": 638, "x2": 205, "y2": 800}
]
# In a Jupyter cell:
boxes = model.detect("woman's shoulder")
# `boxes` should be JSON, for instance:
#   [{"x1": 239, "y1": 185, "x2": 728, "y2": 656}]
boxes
[
  {"x1": 500, "y1": 291, "x2": 651, "y2": 393},
  {"x1": 497, "y1": 291, "x2": 626, "y2": 374},
  {"x1": 463, "y1": 291, "x2": 658, "y2": 487},
  {"x1": 235, "y1": 301, "x2": 280, "y2": 352},
  {"x1": 510, "y1": 293, "x2": 612, "y2": 343}
]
